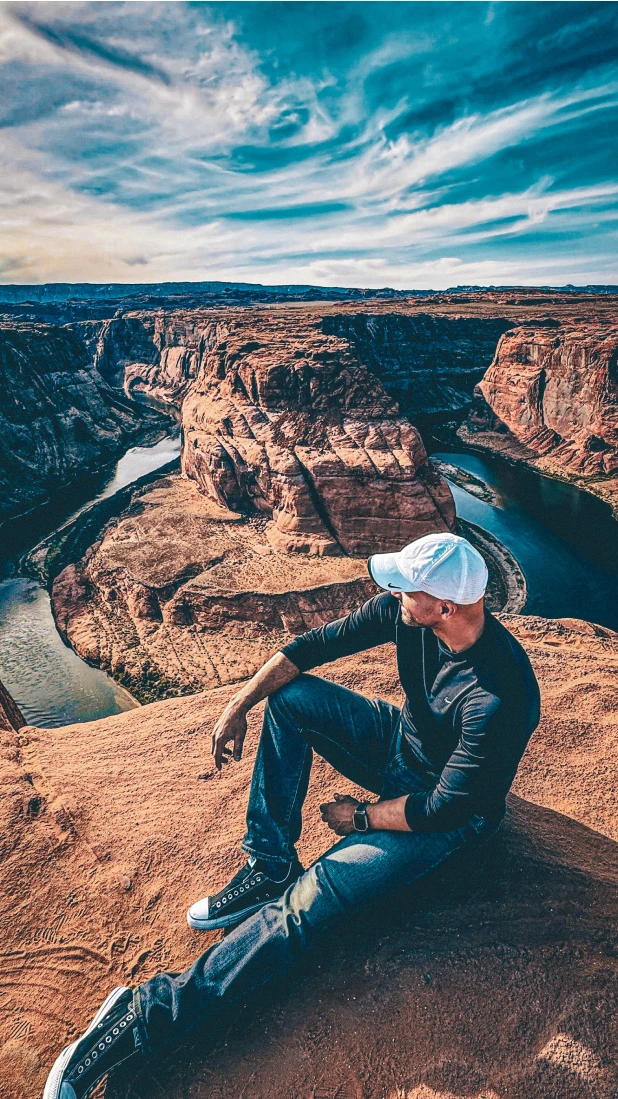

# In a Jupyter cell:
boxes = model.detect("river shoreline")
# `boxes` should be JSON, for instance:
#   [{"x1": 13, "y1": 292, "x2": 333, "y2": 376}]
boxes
[
  {"x1": 4, "y1": 423, "x2": 616, "y2": 723},
  {"x1": 0, "y1": 420, "x2": 175, "y2": 576},
  {"x1": 456, "y1": 423, "x2": 618, "y2": 524}
]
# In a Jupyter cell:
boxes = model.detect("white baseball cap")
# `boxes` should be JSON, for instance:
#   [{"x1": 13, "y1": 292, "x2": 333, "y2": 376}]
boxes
[{"x1": 368, "y1": 533, "x2": 488, "y2": 605}]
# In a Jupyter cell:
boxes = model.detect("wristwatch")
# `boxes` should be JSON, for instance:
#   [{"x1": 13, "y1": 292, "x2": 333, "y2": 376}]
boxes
[{"x1": 353, "y1": 802, "x2": 371, "y2": 832}]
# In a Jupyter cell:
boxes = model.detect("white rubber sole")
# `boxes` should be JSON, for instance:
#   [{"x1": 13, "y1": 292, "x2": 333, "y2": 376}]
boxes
[
  {"x1": 186, "y1": 899, "x2": 267, "y2": 931},
  {"x1": 42, "y1": 986, "x2": 132, "y2": 1099}
]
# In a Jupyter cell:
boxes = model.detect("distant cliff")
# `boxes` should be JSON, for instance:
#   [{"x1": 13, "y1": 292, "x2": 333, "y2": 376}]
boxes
[
  {"x1": 0, "y1": 322, "x2": 166, "y2": 524},
  {"x1": 460, "y1": 323, "x2": 618, "y2": 516},
  {"x1": 477, "y1": 325, "x2": 618, "y2": 474},
  {"x1": 321, "y1": 312, "x2": 514, "y2": 418}
]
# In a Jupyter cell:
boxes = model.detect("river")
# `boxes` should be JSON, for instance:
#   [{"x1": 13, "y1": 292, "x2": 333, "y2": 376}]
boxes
[
  {"x1": 1, "y1": 436, "x2": 617, "y2": 729},
  {"x1": 434, "y1": 451, "x2": 618, "y2": 632},
  {"x1": 0, "y1": 434, "x2": 181, "y2": 728}
]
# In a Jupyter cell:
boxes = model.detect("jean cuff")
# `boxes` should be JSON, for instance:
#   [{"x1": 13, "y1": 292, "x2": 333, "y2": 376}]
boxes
[{"x1": 241, "y1": 842, "x2": 293, "y2": 867}]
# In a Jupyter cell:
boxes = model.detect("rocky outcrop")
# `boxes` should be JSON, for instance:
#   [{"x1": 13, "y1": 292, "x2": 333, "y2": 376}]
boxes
[
  {"x1": 179, "y1": 313, "x2": 455, "y2": 555},
  {"x1": 0, "y1": 323, "x2": 166, "y2": 524},
  {"x1": 0, "y1": 677, "x2": 24, "y2": 733},
  {"x1": 475, "y1": 325, "x2": 618, "y2": 474},
  {"x1": 2, "y1": 615, "x2": 618, "y2": 1099}
]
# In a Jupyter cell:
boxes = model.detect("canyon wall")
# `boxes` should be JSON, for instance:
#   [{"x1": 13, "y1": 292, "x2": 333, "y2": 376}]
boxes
[
  {"x1": 180, "y1": 312, "x2": 455, "y2": 555},
  {"x1": 476, "y1": 325, "x2": 618, "y2": 475},
  {"x1": 322, "y1": 312, "x2": 513, "y2": 418},
  {"x1": 0, "y1": 323, "x2": 165, "y2": 523}
]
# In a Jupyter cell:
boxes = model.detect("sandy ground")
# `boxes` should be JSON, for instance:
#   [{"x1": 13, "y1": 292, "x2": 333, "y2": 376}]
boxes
[{"x1": 1, "y1": 615, "x2": 618, "y2": 1099}]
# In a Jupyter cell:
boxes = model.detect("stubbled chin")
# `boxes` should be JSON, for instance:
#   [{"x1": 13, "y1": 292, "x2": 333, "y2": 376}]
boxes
[{"x1": 401, "y1": 610, "x2": 421, "y2": 627}]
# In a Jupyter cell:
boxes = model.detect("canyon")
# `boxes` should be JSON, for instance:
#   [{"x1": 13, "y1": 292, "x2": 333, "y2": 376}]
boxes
[
  {"x1": 1, "y1": 288, "x2": 618, "y2": 1099},
  {"x1": 460, "y1": 323, "x2": 618, "y2": 516}
]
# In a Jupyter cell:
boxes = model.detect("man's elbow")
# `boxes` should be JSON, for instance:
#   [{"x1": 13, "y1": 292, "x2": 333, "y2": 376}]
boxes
[{"x1": 405, "y1": 792, "x2": 470, "y2": 833}]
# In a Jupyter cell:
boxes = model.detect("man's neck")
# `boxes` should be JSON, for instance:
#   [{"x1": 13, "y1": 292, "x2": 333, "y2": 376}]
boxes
[{"x1": 432, "y1": 608, "x2": 487, "y2": 654}]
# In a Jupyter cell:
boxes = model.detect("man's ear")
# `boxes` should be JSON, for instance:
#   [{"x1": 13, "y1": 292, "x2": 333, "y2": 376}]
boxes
[{"x1": 441, "y1": 601, "x2": 456, "y2": 618}]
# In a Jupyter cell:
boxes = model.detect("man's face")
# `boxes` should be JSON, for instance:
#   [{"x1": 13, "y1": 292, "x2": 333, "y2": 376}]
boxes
[{"x1": 392, "y1": 589, "x2": 446, "y2": 627}]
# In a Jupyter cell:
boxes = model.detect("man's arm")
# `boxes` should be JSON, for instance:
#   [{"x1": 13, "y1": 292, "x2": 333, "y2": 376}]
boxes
[
  {"x1": 320, "y1": 793, "x2": 410, "y2": 834},
  {"x1": 211, "y1": 652, "x2": 299, "y2": 770},
  {"x1": 211, "y1": 593, "x2": 397, "y2": 771}
]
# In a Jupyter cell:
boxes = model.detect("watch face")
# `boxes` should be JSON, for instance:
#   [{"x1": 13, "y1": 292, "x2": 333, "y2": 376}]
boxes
[{"x1": 353, "y1": 807, "x2": 368, "y2": 832}]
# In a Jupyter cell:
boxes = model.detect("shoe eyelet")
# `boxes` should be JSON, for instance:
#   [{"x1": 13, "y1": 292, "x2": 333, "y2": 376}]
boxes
[
  {"x1": 120, "y1": 1021, "x2": 126, "y2": 1027},
  {"x1": 250, "y1": 879, "x2": 255, "y2": 886},
  {"x1": 85, "y1": 1058, "x2": 91, "y2": 1065},
  {"x1": 113, "y1": 1027, "x2": 119, "y2": 1035},
  {"x1": 216, "y1": 901, "x2": 221, "y2": 908},
  {"x1": 126, "y1": 1014, "x2": 134, "y2": 1021},
  {"x1": 106, "y1": 1036, "x2": 112, "y2": 1043},
  {"x1": 234, "y1": 890, "x2": 238, "y2": 896},
  {"x1": 78, "y1": 1067, "x2": 84, "y2": 1074},
  {"x1": 222, "y1": 897, "x2": 227, "y2": 904}
]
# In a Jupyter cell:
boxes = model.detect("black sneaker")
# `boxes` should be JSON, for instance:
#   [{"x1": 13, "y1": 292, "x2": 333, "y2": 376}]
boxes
[
  {"x1": 187, "y1": 857, "x2": 304, "y2": 931},
  {"x1": 43, "y1": 986, "x2": 143, "y2": 1099}
]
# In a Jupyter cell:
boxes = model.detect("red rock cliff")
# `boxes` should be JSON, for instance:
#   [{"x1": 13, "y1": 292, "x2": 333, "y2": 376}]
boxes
[
  {"x1": 478, "y1": 325, "x2": 618, "y2": 475},
  {"x1": 179, "y1": 313, "x2": 455, "y2": 555}
]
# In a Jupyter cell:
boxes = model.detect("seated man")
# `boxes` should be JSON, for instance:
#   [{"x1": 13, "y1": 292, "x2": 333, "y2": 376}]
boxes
[{"x1": 44, "y1": 533, "x2": 541, "y2": 1099}]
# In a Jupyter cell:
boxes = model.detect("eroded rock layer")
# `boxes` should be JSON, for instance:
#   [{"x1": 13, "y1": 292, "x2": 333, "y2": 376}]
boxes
[
  {"x1": 321, "y1": 312, "x2": 514, "y2": 418},
  {"x1": 476, "y1": 325, "x2": 618, "y2": 474},
  {"x1": 2, "y1": 616, "x2": 618, "y2": 1099},
  {"x1": 179, "y1": 312, "x2": 455, "y2": 554},
  {"x1": 51, "y1": 475, "x2": 376, "y2": 701},
  {"x1": 0, "y1": 323, "x2": 165, "y2": 523}
]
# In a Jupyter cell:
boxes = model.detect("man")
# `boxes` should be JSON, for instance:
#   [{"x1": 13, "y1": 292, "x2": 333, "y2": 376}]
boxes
[{"x1": 44, "y1": 533, "x2": 541, "y2": 1099}]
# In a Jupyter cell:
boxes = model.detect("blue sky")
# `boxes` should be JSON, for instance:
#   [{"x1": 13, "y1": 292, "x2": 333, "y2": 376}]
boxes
[{"x1": 1, "y1": 1, "x2": 618, "y2": 287}]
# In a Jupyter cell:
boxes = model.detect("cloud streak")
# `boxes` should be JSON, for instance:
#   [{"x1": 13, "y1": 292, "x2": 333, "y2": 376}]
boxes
[{"x1": 1, "y1": 1, "x2": 617, "y2": 287}]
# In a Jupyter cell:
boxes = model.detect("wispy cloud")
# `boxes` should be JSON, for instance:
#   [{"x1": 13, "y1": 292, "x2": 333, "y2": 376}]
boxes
[{"x1": 1, "y1": 1, "x2": 617, "y2": 287}]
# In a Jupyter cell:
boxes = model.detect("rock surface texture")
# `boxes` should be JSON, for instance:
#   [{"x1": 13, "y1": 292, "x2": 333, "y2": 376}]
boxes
[
  {"x1": 179, "y1": 312, "x2": 456, "y2": 555},
  {"x1": 0, "y1": 323, "x2": 165, "y2": 523},
  {"x1": 460, "y1": 323, "x2": 618, "y2": 515},
  {"x1": 477, "y1": 325, "x2": 618, "y2": 474},
  {"x1": 1, "y1": 615, "x2": 618, "y2": 1099}
]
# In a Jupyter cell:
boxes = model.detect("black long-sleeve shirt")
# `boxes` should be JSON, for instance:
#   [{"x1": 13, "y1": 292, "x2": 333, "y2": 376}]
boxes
[{"x1": 281, "y1": 593, "x2": 541, "y2": 832}]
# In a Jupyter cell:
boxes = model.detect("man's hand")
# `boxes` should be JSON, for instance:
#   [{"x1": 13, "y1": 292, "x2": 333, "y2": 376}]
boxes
[
  {"x1": 319, "y1": 793, "x2": 361, "y2": 836},
  {"x1": 211, "y1": 702, "x2": 248, "y2": 771}
]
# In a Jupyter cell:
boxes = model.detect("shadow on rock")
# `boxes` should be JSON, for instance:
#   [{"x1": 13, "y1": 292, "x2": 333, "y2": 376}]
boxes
[{"x1": 111, "y1": 796, "x2": 618, "y2": 1099}]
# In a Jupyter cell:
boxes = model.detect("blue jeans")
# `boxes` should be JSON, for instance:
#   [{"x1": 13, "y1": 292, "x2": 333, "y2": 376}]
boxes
[{"x1": 135, "y1": 675, "x2": 497, "y2": 1051}]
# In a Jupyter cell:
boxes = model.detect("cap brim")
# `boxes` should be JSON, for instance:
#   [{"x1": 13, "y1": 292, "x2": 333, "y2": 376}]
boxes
[{"x1": 368, "y1": 552, "x2": 415, "y2": 592}]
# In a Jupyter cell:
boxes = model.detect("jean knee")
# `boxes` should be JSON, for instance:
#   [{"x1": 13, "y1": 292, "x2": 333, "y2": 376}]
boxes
[
  {"x1": 266, "y1": 674, "x2": 316, "y2": 722},
  {"x1": 276, "y1": 862, "x2": 346, "y2": 944}
]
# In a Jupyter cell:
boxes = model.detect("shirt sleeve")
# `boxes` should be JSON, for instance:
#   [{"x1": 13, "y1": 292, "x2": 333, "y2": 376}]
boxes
[
  {"x1": 280, "y1": 592, "x2": 398, "y2": 672},
  {"x1": 404, "y1": 689, "x2": 503, "y2": 832}
]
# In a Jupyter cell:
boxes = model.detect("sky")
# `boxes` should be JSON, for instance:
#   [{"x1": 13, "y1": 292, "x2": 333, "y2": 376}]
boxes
[{"x1": 1, "y1": 1, "x2": 618, "y2": 289}]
